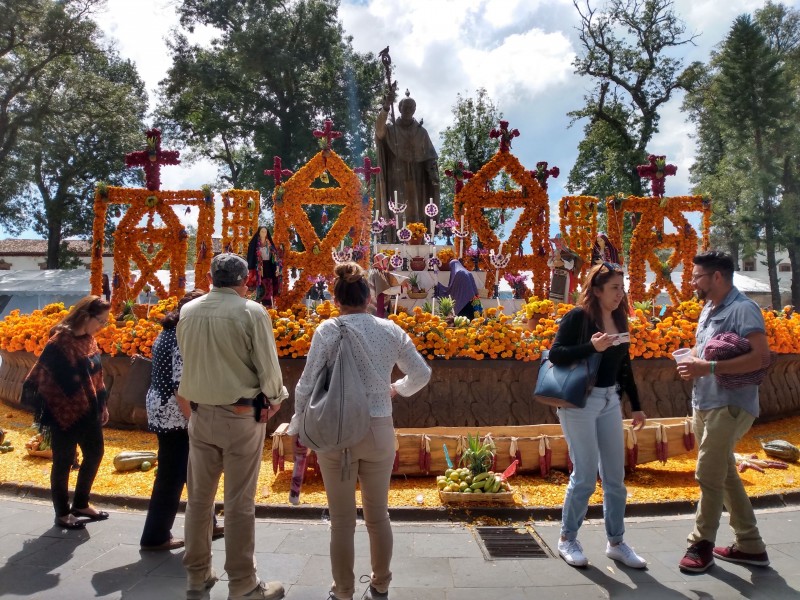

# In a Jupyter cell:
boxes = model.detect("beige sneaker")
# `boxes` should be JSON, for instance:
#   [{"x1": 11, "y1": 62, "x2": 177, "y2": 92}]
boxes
[
  {"x1": 228, "y1": 580, "x2": 285, "y2": 600},
  {"x1": 186, "y1": 569, "x2": 218, "y2": 600}
]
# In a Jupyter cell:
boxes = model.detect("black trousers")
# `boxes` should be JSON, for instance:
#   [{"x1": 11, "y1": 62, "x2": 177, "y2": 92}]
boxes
[
  {"x1": 50, "y1": 412, "x2": 104, "y2": 518},
  {"x1": 140, "y1": 428, "x2": 189, "y2": 546}
]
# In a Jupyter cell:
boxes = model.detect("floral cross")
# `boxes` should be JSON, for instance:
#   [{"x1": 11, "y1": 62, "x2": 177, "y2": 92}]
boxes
[
  {"x1": 354, "y1": 156, "x2": 381, "y2": 186},
  {"x1": 489, "y1": 120, "x2": 520, "y2": 153},
  {"x1": 636, "y1": 154, "x2": 677, "y2": 198},
  {"x1": 264, "y1": 156, "x2": 293, "y2": 187},
  {"x1": 125, "y1": 128, "x2": 180, "y2": 191},
  {"x1": 313, "y1": 118, "x2": 343, "y2": 151},
  {"x1": 531, "y1": 161, "x2": 560, "y2": 191},
  {"x1": 444, "y1": 161, "x2": 474, "y2": 193}
]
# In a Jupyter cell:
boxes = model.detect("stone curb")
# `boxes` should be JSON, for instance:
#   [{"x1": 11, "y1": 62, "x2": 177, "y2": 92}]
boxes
[{"x1": 4, "y1": 481, "x2": 799, "y2": 523}]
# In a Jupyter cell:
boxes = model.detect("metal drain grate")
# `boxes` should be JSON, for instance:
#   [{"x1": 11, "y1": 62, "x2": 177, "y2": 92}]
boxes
[{"x1": 475, "y1": 526, "x2": 551, "y2": 559}]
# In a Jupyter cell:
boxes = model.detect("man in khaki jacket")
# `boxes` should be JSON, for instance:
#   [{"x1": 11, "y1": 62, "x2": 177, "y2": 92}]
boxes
[{"x1": 178, "y1": 253, "x2": 287, "y2": 600}]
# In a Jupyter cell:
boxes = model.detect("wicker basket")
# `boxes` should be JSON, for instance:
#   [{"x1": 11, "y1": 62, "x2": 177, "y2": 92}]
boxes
[
  {"x1": 439, "y1": 489, "x2": 515, "y2": 505},
  {"x1": 407, "y1": 290, "x2": 428, "y2": 299}
]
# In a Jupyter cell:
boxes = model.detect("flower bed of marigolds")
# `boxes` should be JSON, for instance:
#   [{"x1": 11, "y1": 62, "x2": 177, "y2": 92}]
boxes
[{"x1": 1, "y1": 298, "x2": 800, "y2": 508}]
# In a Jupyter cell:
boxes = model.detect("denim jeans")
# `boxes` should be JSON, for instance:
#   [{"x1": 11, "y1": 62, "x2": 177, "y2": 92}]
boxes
[{"x1": 558, "y1": 385, "x2": 627, "y2": 544}]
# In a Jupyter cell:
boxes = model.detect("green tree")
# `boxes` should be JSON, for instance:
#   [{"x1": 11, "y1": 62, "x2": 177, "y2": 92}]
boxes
[
  {"x1": 715, "y1": 14, "x2": 794, "y2": 308},
  {"x1": 157, "y1": 0, "x2": 383, "y2": 216},
  {"x1": 568, "y1": 0, "x2": 702, "y2": 196},
  {"x1": 11, "y1": 46, "x2": 148, "y2": 268},
  {"x1": 438, "y1": 88, "x2": 508, "y2": 234},
  {"x1": 0, "y1": 0, "x2": 103, "y2": 226}
]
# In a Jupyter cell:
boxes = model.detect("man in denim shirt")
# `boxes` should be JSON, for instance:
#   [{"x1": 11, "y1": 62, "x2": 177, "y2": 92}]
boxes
[{"x1": 676, "y1": 251, "x2": 772, "y2": 573}]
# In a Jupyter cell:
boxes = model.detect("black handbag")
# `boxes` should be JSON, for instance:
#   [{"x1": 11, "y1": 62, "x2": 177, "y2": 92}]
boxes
[
  {"x1": 534, "y1": 309, "x2": 602, "y2": 409},
  {"x1": 534, "y1": 350, "x2": 602, "y2": 408}
]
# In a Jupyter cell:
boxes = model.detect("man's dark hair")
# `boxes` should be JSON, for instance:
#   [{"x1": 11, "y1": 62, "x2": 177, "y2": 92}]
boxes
[{"x1": 693, "y1": 250, "x2": 734, "y2": 282}]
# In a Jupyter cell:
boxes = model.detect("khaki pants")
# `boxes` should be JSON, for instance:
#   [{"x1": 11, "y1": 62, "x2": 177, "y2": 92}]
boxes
[
  {"x1": 688, "y1": 405, "x2": 766, "y2": 553},
  {"x1": 317, "y1": 416, "x2": 395, "y2": 600},
  {"x1": 183, "y1": 404, "x2": 266, "y2": 597}
]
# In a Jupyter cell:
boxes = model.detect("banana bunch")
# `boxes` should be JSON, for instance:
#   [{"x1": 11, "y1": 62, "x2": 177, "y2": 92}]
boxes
[{"x1": 436, "y1": 467, "x2": 512, "y2": 494}]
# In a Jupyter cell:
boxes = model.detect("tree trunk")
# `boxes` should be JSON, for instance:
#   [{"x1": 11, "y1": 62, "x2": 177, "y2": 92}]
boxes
[
  {"x1": 788, "y1": 245, "x2": 800, "y2": 308},
  {"x1": 46, "y1": 219, "x2": 62, "y2": 269},
  {"x1": 762, "y1": 198, "x2": 782, "y2": 308}
]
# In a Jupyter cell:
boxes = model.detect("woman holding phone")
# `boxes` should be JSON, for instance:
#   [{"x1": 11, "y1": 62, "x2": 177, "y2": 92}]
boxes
[{"x1": 548, "y1": 262, "x2": 647, "y2": 569}]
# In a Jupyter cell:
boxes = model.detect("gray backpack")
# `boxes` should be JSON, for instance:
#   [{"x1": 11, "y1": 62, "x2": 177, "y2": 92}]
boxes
[{"x1": 300, "y1": 318, "x2": 371, "y2": 479}]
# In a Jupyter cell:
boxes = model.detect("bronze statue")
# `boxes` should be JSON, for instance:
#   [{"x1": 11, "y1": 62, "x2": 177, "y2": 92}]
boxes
[{"x1": 375, "y1": 88, "x2": 440, "y2": 225}]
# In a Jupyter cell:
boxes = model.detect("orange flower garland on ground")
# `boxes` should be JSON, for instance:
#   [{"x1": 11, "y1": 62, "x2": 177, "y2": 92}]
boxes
[
  {"x1": 91, "y1": 187, "x2": 214, "y2": 314},
  {"x1": 559, "y1": 196, "x2": 598, "y2": 281},
  {"x1": 272, "y1": 150, "x2": 371, "y2": 308},
  {"x1": 606, "y1": 195, "x2": 711, "y2": 304},
  {"x1": 457, "y1": 149, "x2": 550, "y2": 296},
  {"x1": 220, "y1": 189, "x2": 260, "y2": 255}
]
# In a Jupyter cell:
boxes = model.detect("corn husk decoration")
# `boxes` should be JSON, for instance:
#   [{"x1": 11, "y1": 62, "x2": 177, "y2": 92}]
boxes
[
  {"x1": 418, "y1": 434, "x2": 431, "y2": 474},
  {"x1": 626, "y1": 426, "x2": 638, "y2": 473},
  {"x1": 510, "y1": 437, "x2": 521, "y2": 469},
  {"x1": 683, "y1": 419, "x2": 695, "y2": 451},
  {"x1": 392, "y1": 433, "x2": 400, "y2": 473},
  {"x1": 271, "y1": 431, "x2": 285, "y2": 474},
  {"x1": 455, "y1": 434, "x2": 466, "y2": 465},
  {"x1": 538, "y1": 436, "x2": 552, "y2": 477}
]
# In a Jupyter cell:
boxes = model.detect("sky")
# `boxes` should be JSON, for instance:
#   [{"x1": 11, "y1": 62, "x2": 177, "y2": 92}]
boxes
[{"x1": 78, "y1": 0, "x2": 771, "y2": 241}]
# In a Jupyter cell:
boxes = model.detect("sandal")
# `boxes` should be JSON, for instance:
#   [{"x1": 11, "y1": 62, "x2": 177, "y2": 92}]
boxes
[
  {"x1": 70, "y1": 507, "x2": 110, "y2": 521},
  {"x1": 55, "y1": 516, "x2": 85, "y2": 530}
]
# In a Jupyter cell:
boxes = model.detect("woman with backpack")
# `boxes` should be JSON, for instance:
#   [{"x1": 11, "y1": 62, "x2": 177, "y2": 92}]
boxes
[{"x1": 287, "y1": 261, "x2": 431, "y2": 600}]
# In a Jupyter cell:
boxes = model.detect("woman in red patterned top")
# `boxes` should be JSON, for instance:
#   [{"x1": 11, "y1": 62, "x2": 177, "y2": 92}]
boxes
[{"x1": 24, "y1": 296, "x2": 111, "y2": 530}]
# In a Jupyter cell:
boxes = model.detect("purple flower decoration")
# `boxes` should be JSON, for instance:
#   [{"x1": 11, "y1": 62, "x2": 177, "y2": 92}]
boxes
[
  {"x1": 425, "y1": 202, "x2": 439, "y2": 217},
  {"x1": 397, "y1": 227, "x2": 412, "y2": 243},
  {"x1": 390, "y1": 254, "x2": 404, "y2": 269},
  {"x1": 428, "y1": 256, "x2": 442, "y2": 270},
  {"x1": 371, "y1": 220, "x2": 384, "y2": 234}
]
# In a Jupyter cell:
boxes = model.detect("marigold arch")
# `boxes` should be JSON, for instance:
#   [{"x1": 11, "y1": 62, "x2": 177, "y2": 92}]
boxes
[{"x1": 272, "y1": 151, "x2": 371, "y2": 308}]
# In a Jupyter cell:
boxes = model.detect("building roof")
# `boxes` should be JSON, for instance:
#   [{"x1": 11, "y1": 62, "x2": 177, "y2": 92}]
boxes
[{"x1": 0, "y1": 238, "x2": 112, "y2": 256}]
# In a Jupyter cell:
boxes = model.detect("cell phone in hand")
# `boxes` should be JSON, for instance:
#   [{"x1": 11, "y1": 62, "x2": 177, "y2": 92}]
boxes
[{"x1": 611, "y1": 332, "x2": 631, "y2": 345}]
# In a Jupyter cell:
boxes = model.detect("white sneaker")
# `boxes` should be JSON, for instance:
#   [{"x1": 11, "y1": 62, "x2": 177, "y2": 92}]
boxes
[
  {"x1": 558, "y1": 539, "x2": 588, "y2": 567},
  {"x1": 606, "y1": 541, "x2": 647, "y2": 568}
]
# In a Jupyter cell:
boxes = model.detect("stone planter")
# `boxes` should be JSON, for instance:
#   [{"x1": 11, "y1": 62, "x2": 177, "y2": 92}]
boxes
[{"x1": 3, "y1": 351, "x2": 800, "y2": 433}]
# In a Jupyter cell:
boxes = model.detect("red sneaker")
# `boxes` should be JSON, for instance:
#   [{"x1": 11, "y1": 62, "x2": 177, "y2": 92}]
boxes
[
  {"x1": 679, "y1": 540, "x2": 715, "y2": 572},
  {"x1": 713, "y1": 544, "x2": 770, "y2": 567}
]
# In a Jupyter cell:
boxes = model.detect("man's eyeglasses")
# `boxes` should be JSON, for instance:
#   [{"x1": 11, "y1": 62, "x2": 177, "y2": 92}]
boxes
[{"x1": 690, "y1": 272, "x2": 712, "y2": 283}]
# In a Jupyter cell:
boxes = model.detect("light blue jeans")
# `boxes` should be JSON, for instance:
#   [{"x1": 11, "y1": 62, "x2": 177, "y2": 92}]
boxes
[{"x1": 558, "y1": 385, "x2": 627, "y2": 544}]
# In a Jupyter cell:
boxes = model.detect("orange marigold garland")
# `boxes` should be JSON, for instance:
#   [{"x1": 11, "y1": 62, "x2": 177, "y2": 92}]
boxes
[
  {"x1": 606, "y1": 195, "x2": 711, "y2": 304},
  {"x1": 272, "y1": 149, "x2": 371, "y2": 308},
  {"x1": 559, "y1": 196, "x2": 598, "y2": 281},
  {"x1": 457, "y1": 136, "x2": 550, "y2": 297},
  {"x1": 220, "y1": 189, "x2": 260, "y2": 256},
  {"x1": 91, "y1": 187, "x2": 214, "y2": 314}
]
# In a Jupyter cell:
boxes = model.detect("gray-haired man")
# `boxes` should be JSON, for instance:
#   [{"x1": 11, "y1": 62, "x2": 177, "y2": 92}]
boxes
[{"x1": 178, "y1": 253, "x2": 287, "y2": 600}]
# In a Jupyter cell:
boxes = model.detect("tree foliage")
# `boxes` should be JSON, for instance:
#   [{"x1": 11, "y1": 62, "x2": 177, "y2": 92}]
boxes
[
  {"x1": 0, "y1": 0, "x2": 104, "y2": 226},
  {"x1": 685, "y1": 4, "x2": 800, "y2": 307},
  {"x1": 438, "y1": 88, "x2": 508, "y2": 233},
  {"x1": 157, "y1": 0, "x2": 383, "y2": 212},
  {"x1": 568, "y1": 0, "x2": 702, "y2": 197}
]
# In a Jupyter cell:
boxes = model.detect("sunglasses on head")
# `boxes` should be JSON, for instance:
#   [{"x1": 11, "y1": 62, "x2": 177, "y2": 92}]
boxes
[{"x1": 602, "y1": 261, "x2": 622, "y2": 271}]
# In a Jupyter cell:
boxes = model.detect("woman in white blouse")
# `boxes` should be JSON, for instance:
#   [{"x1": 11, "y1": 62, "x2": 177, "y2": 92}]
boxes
[{"x1": 288, "y1": 262, "x2": 431, "y2": 600}]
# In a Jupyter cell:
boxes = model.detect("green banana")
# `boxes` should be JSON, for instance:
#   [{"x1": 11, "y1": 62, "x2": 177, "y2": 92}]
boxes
[
  {"x1": 472, "y1": 472, "x2": 491, "y2": 483},
  {"x1": 470, "y1": 480, "x2": 486, "y2": 491}
]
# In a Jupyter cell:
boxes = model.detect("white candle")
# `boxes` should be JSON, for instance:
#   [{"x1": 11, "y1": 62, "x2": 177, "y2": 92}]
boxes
[
  {"x1": 459, "y1": 214, "x2": 465, "y2": 258},
  {"x1": 430, "y1": 218, "x2": 436, "y2": 241},
  {"x1": 402, "y1": 215, "x2": 406, "y2": 229},
  {"x1": 340, "y1": 240, "x2": 344, "y2": 251},
  {"x1": 499, "y1": 241, "x2": 503, "y2": 256},
  {"x1": 374, "y1": 209, "x2": 379, "y2": 221},
  {"x1": 394, "y1": 190, "x2": 398, "y2": 204}
]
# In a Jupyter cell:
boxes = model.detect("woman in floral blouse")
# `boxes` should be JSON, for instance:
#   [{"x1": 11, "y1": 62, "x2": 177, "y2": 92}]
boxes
[{"x1": 140, "y1": 290, "x2": 211, "y2": 550}]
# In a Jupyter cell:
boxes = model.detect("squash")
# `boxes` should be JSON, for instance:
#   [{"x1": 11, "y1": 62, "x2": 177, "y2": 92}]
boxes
[
  {"x1": 113, "y1": 450, "x2": 158, "y2": 472},
  {"x1": 761, "y1": 440, "x2": 800, "y2": 462}
]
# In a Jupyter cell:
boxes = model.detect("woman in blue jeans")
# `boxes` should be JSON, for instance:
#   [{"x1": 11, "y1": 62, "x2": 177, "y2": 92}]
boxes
[{"x1": 548, "y1": 262, "x2": 648, "y2": 569}]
